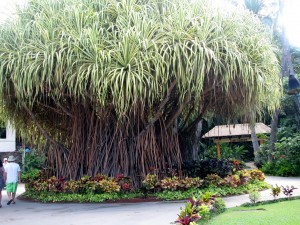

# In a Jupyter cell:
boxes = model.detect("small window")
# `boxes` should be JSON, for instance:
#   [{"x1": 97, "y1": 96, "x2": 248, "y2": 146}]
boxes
[
  {"x1": 0, "y1": 120, "x2": 6, "y2": 139},
  {"x1": 0, "y1": 127, "x2": 6, "y2": 139}
]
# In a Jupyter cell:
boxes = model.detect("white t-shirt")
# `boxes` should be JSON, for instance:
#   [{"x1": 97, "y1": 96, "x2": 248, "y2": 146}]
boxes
[{"x1": 4, "y1": 162, "x2": 21, "y2": 183}]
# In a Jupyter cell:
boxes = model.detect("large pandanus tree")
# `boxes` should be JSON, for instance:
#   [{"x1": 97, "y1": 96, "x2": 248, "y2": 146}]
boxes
[{"x1": 0, "y1": 0, "x2": 281, "y2": 185}]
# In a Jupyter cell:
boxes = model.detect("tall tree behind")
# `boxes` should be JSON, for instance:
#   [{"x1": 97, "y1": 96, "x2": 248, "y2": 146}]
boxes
[
  {"x1": 243, "y1": 0, "x2": 265, "y2": 159},
  {"x1": 244, "y1": 0, "x2": 293, "y2": 162},
  {"x1": 250, "y1": 124, "x2": 260, "y2": 159},
  {"x1": 269, "y1": 0, "x2": 293, "y2": 162},
  {"x1": 192, "y1": 120, "x2": 203, "y2": 161}
]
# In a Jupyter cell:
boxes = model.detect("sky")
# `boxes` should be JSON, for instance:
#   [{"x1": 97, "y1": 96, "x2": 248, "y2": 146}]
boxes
[
  {"x1": 0, "y1": 0, "x2": 299, "y2": 47},
  {"x1": 0, "y1": 0, "x2": 26, "y2": 22},
  {"x1": 282, "y1": 0, "x2": 300, "y2": 47}
]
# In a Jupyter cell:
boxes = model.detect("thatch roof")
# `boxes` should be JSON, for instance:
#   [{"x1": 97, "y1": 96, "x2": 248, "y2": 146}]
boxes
[{"x1": 202, "y1": 123, "x2": 271, "y2": 138}]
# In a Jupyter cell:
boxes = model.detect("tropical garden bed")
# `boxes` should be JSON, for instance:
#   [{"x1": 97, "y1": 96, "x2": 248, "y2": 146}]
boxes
[
  {"x1": 21, "y1": 159, "x2": 269, "y2": 203},
  {"x1": 20, "y1": 179, "x2": 269, "y2": 203}
]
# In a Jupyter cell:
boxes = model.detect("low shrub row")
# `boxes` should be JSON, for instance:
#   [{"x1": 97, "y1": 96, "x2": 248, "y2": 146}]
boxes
[
  {"x1": 24, "y1": 158, "x2": 250, "y2": 195},
  {"x1": 26, "y1": 173, "x2": 131, "y2": 194},
  {"x1": 23, "y1": 160, "x2": 268, "y2": 204},
  {"x1": 142, "y1": 169, "x2": 265, "y2": 193},
  {"x1": 22, "y1": 179, "x2": 270, "y2": 203},
  {"x1": 154, "y1": 180, "x2": 270, "y2": 200},
  {"x1": 26, "y1": 168, "x2": 265, "y2": 196}
]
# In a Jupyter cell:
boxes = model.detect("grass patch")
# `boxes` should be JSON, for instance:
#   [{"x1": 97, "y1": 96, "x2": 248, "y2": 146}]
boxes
[{"x1": 207, "y1": 199, "x2": 300, "y2": 225}]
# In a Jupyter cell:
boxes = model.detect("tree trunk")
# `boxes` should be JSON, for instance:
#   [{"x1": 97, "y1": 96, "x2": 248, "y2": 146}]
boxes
[
  {"x1": 28, "y1": 100, "x2": 183, "y2": 188},
  {"x1": 268, "y1": 1, "x2": 288, "y2": 162},
  {"x1": 250, "y1": 124, "x2": 259, "y2": 162},
  {"x1": 269, "y1": 109, "x2": 279, "y2": 162},
  {"x1": 295, "y1": 94, "x2": 300, "y2": 114},
  {"x1": 192, "y1": 120, "x2": 203, "y2": 161}
]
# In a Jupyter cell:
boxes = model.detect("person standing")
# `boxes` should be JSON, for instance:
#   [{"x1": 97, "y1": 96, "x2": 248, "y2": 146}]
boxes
[
  {"x1": 4, "y1": 155, "x2": 21, "y2": 205},
  {"x1": 3, "y1": 158, "x2": 8, "y2": 167},
  {"x1": 2, "y1": 158, "x2": 8, "y2": 191},
  {"x1": 0, "y1": 160, "x2": 5, "y2": 208}
]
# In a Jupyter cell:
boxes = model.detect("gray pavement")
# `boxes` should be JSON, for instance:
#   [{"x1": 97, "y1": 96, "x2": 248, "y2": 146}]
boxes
[
  {"x1": 225, "y1": 176, "x2": 300, "y2": 208},
  {"x1": 1, "y1": 176, "x2": 300, "y2": 225}
]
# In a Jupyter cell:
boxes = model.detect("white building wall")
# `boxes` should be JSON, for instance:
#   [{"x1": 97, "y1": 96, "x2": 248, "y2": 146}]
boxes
[{"x1": 0, "y1": 121, "x2": 16, "y2": 152}]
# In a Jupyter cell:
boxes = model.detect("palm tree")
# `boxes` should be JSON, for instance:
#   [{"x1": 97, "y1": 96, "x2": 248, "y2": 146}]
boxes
[{"x1": 0, "y1": 0, "x2": 281, "y2": 185}]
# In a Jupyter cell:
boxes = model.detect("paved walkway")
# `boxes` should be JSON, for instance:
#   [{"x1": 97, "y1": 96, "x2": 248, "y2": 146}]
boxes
[
  {"x1": 225, "y1": 176, "x2": 300, "y2": 207},
  {"x1": 1, "y1": 176, "x2": 300, "y2": 225}
]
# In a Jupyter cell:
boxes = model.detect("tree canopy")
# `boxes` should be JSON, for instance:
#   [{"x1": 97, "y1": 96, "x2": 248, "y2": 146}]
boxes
[{"x1": 0, "y1": 0, "x2": 281, "y2": 185}]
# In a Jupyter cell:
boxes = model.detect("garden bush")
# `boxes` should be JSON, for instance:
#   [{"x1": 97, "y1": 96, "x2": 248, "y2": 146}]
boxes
[
  {"x1": 142, "y1": 176, "x2": 203, "y2": 192},
  {"x1": 21, "y1": 149, "x2": 46, "y2": 183},
  {"x1": 23, "y1": 148, "x2": 47, "y2": 170},
  {"x1": 235, "y1": 170, "x2": 251, "y2": 185},
  {"x1": 21, "y1": 168, "x2": 41, "y2": 183},
  {"x1": 205, "y1": 174, "x2": 222, "y2": 186},
  {"x1": 212, "y1": 198, "x2": 226, "y2": 215},
  {"x1": 281, "y1": 185, "x2": 297, "y2": 198},
  {"x1": 178, "y1": 177, "x2": 203, "y2": 190},
  {"x1": 258, "y1": 133, "x2": 300, "y2": 176},
  {"x1": 98, "y1": 179, "x2": 120, "y2": 193},
  {"x1": 249, "y1": 169, "x2": 265, "y2": 181},
  {"x1": 249, "y1": 190, "x2": 261, "y2": 203},
  {"x1": 182, "y1": 159, "x2": 245, "y2": 178},
  {"x1": 116, "y1": 174, "x2": 132, "y2": 192},
  {"x1": 205, "y1": 143, "x2": 248, "y2": 161},
  {"x1": 221, "y1": 174, "x2": 241, "y2": 188},
  {"x1": 161, "y1": 176, "x2": 180, "y2": 190},
  {"x1": 271, "y1": 184, "x2": 281, "y2": 199}
]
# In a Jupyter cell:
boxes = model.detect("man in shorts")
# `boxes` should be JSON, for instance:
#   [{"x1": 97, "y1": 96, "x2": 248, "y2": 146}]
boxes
[{"x1": 4, "y1": 155, "x2": 21, "y2": 205}]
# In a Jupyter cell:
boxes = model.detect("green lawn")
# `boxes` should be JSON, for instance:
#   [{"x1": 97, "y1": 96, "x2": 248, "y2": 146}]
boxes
[{"x1": 207, "y1": 200, "x2": 300, "y2": 225}]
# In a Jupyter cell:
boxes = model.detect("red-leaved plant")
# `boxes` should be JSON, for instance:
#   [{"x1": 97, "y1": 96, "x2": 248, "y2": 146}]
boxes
[
  {"x1": 116, "y1": 173, "x2": 132, "y2": 192},
  {"x1": 175, "y1": 215, "x2": 201, "y2": 225},
  {"x1": 281, "y1": 185, "x2": 297, "y2": 198}
]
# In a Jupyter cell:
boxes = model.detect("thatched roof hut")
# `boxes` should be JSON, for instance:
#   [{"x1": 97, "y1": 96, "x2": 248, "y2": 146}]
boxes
[
  {"x1": 203, "y1": 123, "x2": 271, "y2": 138},
  {"x1": 202, "y1": 123, "x2": 270, "y2": 158}
]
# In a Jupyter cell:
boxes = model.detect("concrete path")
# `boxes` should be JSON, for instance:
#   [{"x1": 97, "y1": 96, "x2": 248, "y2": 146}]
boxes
[
  {"x1": 225, "y1": 176, "x2": 300, "y2": 208},
  {"x1": 1, "y1": 176, "x2": 300, "y2": 225},
  {"x1": 244, "y1": 162, "x2": 257, "y2": 170}
]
